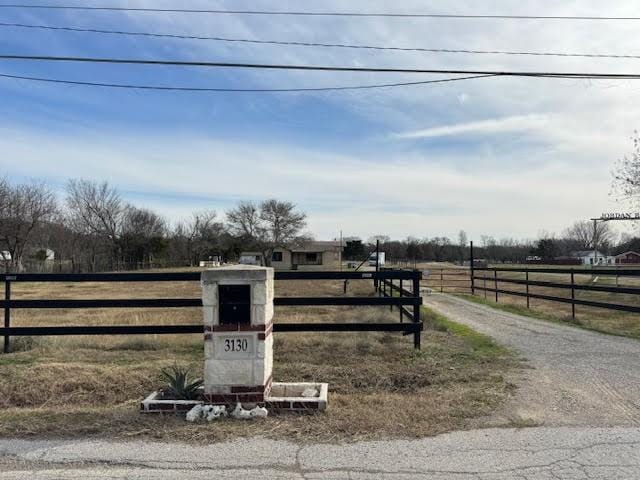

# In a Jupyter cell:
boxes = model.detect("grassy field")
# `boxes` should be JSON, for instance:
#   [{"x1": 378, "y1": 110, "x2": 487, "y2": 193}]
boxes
[{"x1": 0, "y1": 275, "x2": 517, "y2": 441}]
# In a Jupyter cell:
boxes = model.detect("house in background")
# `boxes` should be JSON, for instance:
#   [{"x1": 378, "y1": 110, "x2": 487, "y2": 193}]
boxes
[
  {"x1": 239, "y1": 252, "x2": 263, "y2": 266},
  {"x1": 615, "y1": 251, "x2": 640, "y2": 265},
  {"x1": 239, "y1": 240, "x2": 345, "y2": 270},
  {"x1": 571, "y1": 250, "x2": 615, "y2": 266}
]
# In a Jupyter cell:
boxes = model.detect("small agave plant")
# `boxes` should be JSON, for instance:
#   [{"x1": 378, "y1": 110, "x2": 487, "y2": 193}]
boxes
[{"x1": 160, "y1": 364, "x2": 204, "y2": 400}]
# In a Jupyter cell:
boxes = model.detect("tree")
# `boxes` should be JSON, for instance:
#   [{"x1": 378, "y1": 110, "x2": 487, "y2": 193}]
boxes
[
  {"x1": 65, "y1": 179, "x2": 124, "y2": 243},
  {"x1": 120, "y1": 206, "x2": 168, "y2": 266},
  {"x1": 531, "y1": 238, "x2": 558, "y2": 261},
  {"x1": 612, "y1": 132, "x2": 640, "y2": 204},
  {"x1": 564, "y1": 220, "x2": 614, "y2": 251},
  {"x1": 406, "y1": 237, "x2": 420, "y2": 260},
  {"x1": 0, "y1": 179, "x2": 57, "y2": 271},
  {"x1": 175, "y1": 210, "x2": 225, "y2": 266},
  {"x1": 226, "y1": 199, "x2": 306, "y2": 266},
  {"x1": 458, "y1": 230, "x2": 468, "y2": 263},
  {"x1": 344, "y1": 238, "x2": 366, "y2": 260},
  {"x1": 367, "y1": 235, "x2": 391, "y2": 245}
]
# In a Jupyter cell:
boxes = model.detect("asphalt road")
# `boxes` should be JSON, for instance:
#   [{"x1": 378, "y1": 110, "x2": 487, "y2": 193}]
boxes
[
  {"x1": 1, "y1": 427, "x2": 640, "y2": 479},
  {"x1": 427, "y1": 294, "x2": 640, "y2": 426}
]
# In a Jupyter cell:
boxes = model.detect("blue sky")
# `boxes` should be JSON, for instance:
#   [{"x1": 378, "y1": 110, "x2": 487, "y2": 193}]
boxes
[{"x1": 0, "y1": 0, "x2": 638, "y2": 241}]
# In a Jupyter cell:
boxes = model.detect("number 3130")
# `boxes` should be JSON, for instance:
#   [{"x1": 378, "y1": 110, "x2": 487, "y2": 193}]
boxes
[{"x1": 224, "y1": 338, "x2": 248, "y2": 352}]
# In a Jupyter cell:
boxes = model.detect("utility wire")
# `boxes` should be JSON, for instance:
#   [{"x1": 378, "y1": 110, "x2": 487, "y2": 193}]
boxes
[
  {"x1": 2, "y1": 22, "x2": 639, "y2": 60},
  {"x1": 2, "y1": 54, "x2": 640, "y2": 79},
  {"x1": 0, "y1": 72, "x2": 496, "y2": 92},
  {"x1": 0, "y1": 5, "x2": 638, "y2": 20}
]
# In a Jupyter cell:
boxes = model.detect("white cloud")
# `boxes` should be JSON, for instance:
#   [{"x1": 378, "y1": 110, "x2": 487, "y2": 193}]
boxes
[
  {"x1": 0, "y1": 125, "x2": 621, "y2": 241},
  {"x1": 393, "y1": 114, "x2": 549, "y2": 140}
]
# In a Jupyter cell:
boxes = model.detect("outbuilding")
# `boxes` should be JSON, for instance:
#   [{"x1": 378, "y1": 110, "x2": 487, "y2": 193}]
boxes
[{"x1": 615, "y1": 251, "x2": 640, "y2": 265}]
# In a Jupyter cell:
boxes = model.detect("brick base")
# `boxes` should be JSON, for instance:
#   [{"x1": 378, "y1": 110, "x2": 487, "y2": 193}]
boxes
[{"x1": 204, "y1": 392, "x2": 265, "y2": 404}]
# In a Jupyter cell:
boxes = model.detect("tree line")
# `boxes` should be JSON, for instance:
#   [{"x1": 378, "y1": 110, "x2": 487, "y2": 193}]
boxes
[
  {"x1": 0, "y1": 178, "x2": 308, "y2": 272},
  {"x1": 347, "y1": 219, "x2": 637, "y2": 265},
  {"x1": 2, "y1": 174, "x2": 639, "y2": 272}
]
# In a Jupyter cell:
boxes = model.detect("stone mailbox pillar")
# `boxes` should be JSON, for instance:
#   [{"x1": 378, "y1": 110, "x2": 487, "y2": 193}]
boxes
[{"x1": 201, "y1": 265, "x2": 274, "y2": 405}]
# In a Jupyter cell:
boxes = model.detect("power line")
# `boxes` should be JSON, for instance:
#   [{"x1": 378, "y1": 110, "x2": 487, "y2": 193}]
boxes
[
  {"x1": 2, "y1": 22, "x2": 639, "y2": 60},
  {"x1": 0, "y1": 4, "x2": 639, "y2": 20},
  {"x1": 2, "y1": 54, "x2": 640, "y2": 79},
  {"x1": 0, "y1": 72, "x2": 495, "y2": 92}
]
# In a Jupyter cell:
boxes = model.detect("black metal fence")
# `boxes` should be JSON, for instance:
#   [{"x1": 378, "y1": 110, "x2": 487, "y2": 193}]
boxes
[
  {"x1": 470, "y1": 266, "x2": 640, "y2": 317},
  {"x1": 0, "y1": 269, "x2": 424, "y2": 353},
  {"x1": 378, "y1": 271, "x2": 423, "y2": 349}
]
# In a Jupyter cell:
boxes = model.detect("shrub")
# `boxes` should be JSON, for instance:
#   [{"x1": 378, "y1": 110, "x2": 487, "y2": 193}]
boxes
[{"x1": 160, "y1": 364, "x2": 203, "y2": 400}]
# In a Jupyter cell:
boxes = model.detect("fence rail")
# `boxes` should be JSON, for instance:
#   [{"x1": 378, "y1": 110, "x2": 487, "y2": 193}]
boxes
[
  {"x1": 470, "y1": 263, "x2": 640, "y2": 317},
  {"x1": 422, "y1": 268, "x2": 472, "y2": 293},
  {"x1": 0, "y1": 269, "x2": 424, "y2": 352}
]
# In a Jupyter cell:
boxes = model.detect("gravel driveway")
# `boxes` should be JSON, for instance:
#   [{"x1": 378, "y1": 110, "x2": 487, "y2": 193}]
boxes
[{"x1": 427, "y1": 294, "x2": 640, "y2": 426}]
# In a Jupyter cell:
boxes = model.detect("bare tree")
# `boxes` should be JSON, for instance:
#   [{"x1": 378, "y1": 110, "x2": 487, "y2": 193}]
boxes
[
  {"x1": 175, "y1": 210, "x2": 224, "y2": 266},
  {"x1": 226, "y1": 201, "x2": 261, "y2": 238},
  {"x1": 226, "y1": 199, "x2": 306, "y2": 266},
  {"x1": 612, "y1": 132, "x2": 640, "y2": 204},
  {"x1": 458, "y1": 230, "x2": 468, "y2": 263},
  {"x1": 0, "y1": 179, "x2": 57, "y2": 271},
  {"x1": 65, "y1": 179, "x2": 125, "y2": 268},
  {"x1": 564, "y1": 220, "x2": 614, "y2": 251}
]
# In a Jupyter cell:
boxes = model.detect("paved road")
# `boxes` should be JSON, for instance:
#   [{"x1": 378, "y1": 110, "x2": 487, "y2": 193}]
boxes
[
  {"x1": 1, "y1": 427, "x2": 640, "y2": 479},
  {"x1": 427, "y1": 294, "x2": 640, "y2": 427}
]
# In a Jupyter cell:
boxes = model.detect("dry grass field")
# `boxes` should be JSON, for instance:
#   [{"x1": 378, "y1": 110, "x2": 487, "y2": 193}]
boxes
[{"x1": 0, "y1": 275, "x2": 517, "y2": 441}]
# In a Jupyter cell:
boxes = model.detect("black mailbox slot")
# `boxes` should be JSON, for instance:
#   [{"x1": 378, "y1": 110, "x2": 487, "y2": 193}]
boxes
[{"x1": 219, "y1": 285, "x2": 251, "y2": 325}]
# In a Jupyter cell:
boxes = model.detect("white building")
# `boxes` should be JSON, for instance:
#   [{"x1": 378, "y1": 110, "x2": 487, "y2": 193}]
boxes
[{"x1": 571, "y1": 250, "x2": 615, "y2": 266}]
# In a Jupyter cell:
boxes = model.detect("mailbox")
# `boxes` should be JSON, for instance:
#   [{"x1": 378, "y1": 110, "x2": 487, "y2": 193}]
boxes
[
  {"x1": 219, "y1": 284, "x2": 251, "y2": 325},
  {"x1": 202, "y1": 265, "x2": 274, "y2": 405}
]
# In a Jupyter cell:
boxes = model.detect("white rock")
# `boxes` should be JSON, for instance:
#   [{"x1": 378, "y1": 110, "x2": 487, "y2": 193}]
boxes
[
  {"x1": 231, "y1": 402, "x2": 253, "y2": 420},
  {"x1": 249, "y1": 406, "x2": 268, "y2": 418},
  {"x1": 206, "y1": 405, "x2": 227, "y2": 422},
  {"x1": 185, "y1": 404, "x2": 204, "y2": 422}
]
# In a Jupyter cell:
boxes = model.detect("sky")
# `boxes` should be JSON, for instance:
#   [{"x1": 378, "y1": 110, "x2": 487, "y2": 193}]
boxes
[{"x1": 0, "y1": 0, "x2": 639, "y2": 242}]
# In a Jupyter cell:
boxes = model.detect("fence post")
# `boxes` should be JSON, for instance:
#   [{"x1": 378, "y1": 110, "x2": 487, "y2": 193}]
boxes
[
  {"x1": 494, "y1": 270, "x2": 498, "y2": 303},
  {"x1": 375, "y1": 239, "x2": 380, "y2": 290},
  {"x1": 440, "y1": 269, "x2": 444, "y2": 293},
  {"x1": 412, "y1": 270, "x2": 421, "y2": 350},
  {"x1": 526, "y1": 270, "x2": 530, "y2": 309},
  {"x1": 571, "y1": 271, "x2": 576, "y2": 319},
  {"x1": 3, "y1": 278, "x2": 10, "y2": 354},
  {"x1": 470, "y1": 241, "x2": 475, "y2": 295},
  {"x1": 484, "y1": 276, "x2": 487, "y2": 299},
  {"x1": 399, "y1": 278, "x2": 403, "y2": 323},
  {"x1": 390, "y1": 278, "x2": 393, "y2": 312}
]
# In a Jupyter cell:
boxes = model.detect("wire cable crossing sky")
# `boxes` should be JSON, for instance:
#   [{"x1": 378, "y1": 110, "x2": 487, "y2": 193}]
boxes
[
  {"x1": 0, "y1": 72, "x2": 495, "y2": 92},
  {"x1": 2, "y1": 22, "x2": 640, "y2": 60},
  {"x1": 1, "y1": 4, "x2": 640, "y2": 20},
  {"x1": 3, "y1": 54, "x2": 640, "y2": 79}
]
